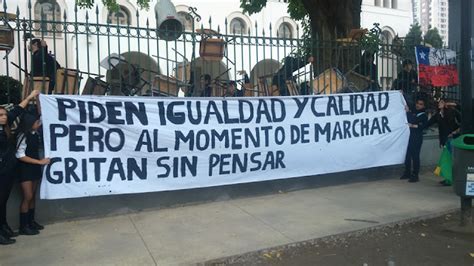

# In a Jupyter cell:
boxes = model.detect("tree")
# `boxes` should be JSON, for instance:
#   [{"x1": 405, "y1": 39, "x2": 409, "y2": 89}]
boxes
[
  {"x1": 424, "y1": 27, "x2": 443, "y2": 48},
  {"x1": 401, "y1": 23, "x2": 423, "y2": 62},
  {"x1": 241, "y1": 0, "x2": 364, "y2": 73},
  {"x1": 241, "y1": 0, "x2": 362, "y2": 41},
  {"x1": 0, "y1": 76, "x2": 22, "y2": 105},
  {"x1": 404, "y1": 23, "x2": 423, "y2": 47}
]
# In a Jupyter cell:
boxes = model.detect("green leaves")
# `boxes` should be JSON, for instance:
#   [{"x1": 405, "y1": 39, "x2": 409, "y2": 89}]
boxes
[
  {"x1": 240, "y1": 0, "x2": 268, "y2": 15},
  {"x1": 424, "y1": 27, "x2": 443, "y2": 48},
  {"x1": 359, "y1": 23, "x2": 382, "y2": 54}
]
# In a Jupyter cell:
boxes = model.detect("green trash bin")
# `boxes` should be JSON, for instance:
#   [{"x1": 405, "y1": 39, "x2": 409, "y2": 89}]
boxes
[{"x1": 452, "y1": 134, "x2": 474, "y2": 197}]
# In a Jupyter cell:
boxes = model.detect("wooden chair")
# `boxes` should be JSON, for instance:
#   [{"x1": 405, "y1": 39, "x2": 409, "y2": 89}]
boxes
[
  {"x1": 82, "y1": 77, "x2": 109, "y2": 95},
  {"x1": 285, "y1": 80, "x2": 299, "y2": 96},
  {"x1": 153, "y1": 75, "x2": 180, "y2": 96},
  {"x1": 312, "y1": 68, "x2": 345, "y2": 95},
  {"x1": 270, "y1": 85, "x2": 280, "y2": 96},
  {"x1": 22, "y1": 76, "x2": 50, "y2": 99},
  {"x1": 54, "y1": 68, "x2": 81, "y2": 95}
]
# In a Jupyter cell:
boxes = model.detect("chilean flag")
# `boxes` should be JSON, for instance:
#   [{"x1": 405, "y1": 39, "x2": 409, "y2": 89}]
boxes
[{"x1": 415, "y1": 46, "x2": 459, "y2": 87}]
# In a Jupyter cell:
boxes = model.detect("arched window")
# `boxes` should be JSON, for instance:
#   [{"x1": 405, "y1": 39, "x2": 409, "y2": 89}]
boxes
[
  {"x1": 229, "y1": 18, "x2": 247, "y2": 35},
  {"x1": 107, "y1": 6, "x2": 131, "y2": 25},
  {"x1": 34, "y1": 0, "x2": 62, "y2": 37},
  {"x1": 278, "y1": 22, "x2": 293, "y2": 38},
  {"x1": 177, "y1": 11, "x2": 193, "y2": 32},
  {"x1": 380, "y1": 30, "x2": 393, "y2": 44}
]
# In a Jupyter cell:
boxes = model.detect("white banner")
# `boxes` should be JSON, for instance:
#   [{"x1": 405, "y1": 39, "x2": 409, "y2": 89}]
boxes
[{"x1": 39, "y1": 92, "x2": 409, "y2": 199}]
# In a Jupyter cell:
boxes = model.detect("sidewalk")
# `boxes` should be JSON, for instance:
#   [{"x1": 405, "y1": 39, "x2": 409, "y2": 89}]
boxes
[{"x1": 0, "y1": 172, "x2": 459, "y2": 265}]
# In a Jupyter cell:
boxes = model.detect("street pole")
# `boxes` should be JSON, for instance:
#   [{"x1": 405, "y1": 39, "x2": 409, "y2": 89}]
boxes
[
  {"x1": 460, "y1": 0, "x2": 473, "y2": 134},
  {"x1": 459, "y1": 0, "x2": 473, "y2": 227}
]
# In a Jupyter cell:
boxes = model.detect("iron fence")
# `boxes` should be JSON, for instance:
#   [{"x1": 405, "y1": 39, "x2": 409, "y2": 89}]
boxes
[{"x1": 0, "y1": 1, "x2": 462, "y2": 115}]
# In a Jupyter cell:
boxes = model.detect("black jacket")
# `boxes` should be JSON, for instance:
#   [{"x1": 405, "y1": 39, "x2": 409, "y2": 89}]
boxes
[
  {"x1": 407, "y1": 108, "x2": 428, "y2": 139},
  {"x1": 31, "y1": 47, "x2": 60, "y2": 80},
  {"x1": 0, "y1": 106, "x2": 24, "y2": 176},
  {"x1": 426, "y1": 108, "x2": 460, "y2": 146}
]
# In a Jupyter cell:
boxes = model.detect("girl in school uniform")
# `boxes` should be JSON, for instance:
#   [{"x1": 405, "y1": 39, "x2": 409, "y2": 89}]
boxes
[
  {"x1": 0, "y1": 90, "x2": 39, "y2": 245},
  {"x1": 16, "y1": 111, "x2": 50, "y2": 235}
]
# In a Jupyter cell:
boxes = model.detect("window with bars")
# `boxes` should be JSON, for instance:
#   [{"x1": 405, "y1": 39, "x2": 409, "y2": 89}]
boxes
[
  {"x1": 278, "y1": 22, "x2": 293, "y2": 39},
  {"x1": 34, "y1": 0, "x2": 62, "y2": 37},
  {"x1": 107, "y1": 6, "x2": 131, "y2": 25},
  {"x1": 229, "y1": 18, "x2": 247, "y2": 35}
]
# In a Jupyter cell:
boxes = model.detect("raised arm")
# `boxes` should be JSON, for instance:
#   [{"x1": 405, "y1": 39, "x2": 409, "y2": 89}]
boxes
[{"x1": 18, "y1": 90, "x2": 40, "y2": 109}]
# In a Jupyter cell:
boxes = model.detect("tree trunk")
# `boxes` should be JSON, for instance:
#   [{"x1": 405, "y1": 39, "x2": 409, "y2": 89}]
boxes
[{"x1": 302, "y1": 0, "x2": 362, "y2": 74}]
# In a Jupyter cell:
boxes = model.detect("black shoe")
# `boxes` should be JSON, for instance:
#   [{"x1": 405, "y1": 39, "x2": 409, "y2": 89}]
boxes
[
  {"x1": 1, "y1": 224, "x2": 18, "y2": 238},
  {"x1": 19, "y1": 226, "x2": 40, "y2": 236},
  {"x1": 442, "y1": 181, "x2": 451, "y2": 187},
  {"x1": 0, "y1": 232, "x2": 15, "y2": 245},
  {"x1": 400, "y1": 174, "x2": 410, "y2": 180},
  {"x1": 30, "y1": 221, "x2": 44, "y2": 231},
  {"x1": 408, "y1": 177, "x2": 419, "y2": 183},
  {"x1": 439, "y1": 180, "x2": 446, "y2": 185}
]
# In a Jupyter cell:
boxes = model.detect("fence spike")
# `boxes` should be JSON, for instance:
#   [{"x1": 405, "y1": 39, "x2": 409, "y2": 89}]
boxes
[{"x1": 95, "y1": 5, "x2": 99, "y2": 15}]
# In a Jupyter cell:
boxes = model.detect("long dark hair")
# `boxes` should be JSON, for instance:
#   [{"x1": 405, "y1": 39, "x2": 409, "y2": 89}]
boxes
[
  {"x1": 0, "y1": 106, "x2": 12, "y2": 140},
  {"x1": 17, "y1": 111, "x2": 39, "y2": 135}
]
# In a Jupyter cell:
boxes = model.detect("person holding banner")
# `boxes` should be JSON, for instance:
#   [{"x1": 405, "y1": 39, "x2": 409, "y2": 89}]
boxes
[
  {"x1": 0, "y1": 90, "x2": 39, "y2": 245},
  {"x1": 15, "y1": 111, "x2": 50, "y2": 235},
  {"x1": 402, "y1": 98, "x2": 428, "y2": 183}
]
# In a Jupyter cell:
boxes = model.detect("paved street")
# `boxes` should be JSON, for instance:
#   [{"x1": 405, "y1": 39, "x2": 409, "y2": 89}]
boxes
[{"x1": 0, "y1": 172, "x2": 459, "y2": 265}]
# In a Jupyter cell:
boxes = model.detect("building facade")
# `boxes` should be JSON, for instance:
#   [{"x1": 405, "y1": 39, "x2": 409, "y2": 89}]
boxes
[
  {"x1": 412, "y1": 0, "x2": 449, "y2": 43},
  {"x1": 1, "y1": 0, "x2": 413, "y2": 94}
]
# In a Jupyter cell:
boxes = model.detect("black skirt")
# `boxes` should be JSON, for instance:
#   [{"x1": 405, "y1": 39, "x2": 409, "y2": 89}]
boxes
[{"x1": 17, "y1": 161, "x2": 42, "y2": 183}]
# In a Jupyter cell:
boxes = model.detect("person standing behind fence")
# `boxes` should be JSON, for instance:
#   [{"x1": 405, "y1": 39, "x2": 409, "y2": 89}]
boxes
[
  {"x1": 355, "y1": 51, "x2": 380, "y2": 91},
  {"x1": 396, "y1": 59, "x2": 418, "y2": 110},
  {"x1": 29, "y1": 39, "x2": 61, "y2": 94},
  {"x1": 15, "y1": 111, "x2": 50, "y2": 235},
  {"x1": 200, "y1": 74, "x2": 212, "y2": 97},
  {"x1": 0, "y1": 90, "x2": 39, "y2": 245},
  {"x1": 401, "y1": 98, "x2": 428, "y2": 183}
]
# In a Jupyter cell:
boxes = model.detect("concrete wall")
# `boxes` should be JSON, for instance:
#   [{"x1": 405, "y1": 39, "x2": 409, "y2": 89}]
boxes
[{"x1": 5, "y1": 135, "x2": 441, "y2": 228}]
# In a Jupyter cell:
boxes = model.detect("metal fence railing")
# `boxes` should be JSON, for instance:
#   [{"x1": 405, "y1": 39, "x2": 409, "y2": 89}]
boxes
[{"x1": 0, "y1": 1, "x2": 462, "y2": 114}]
